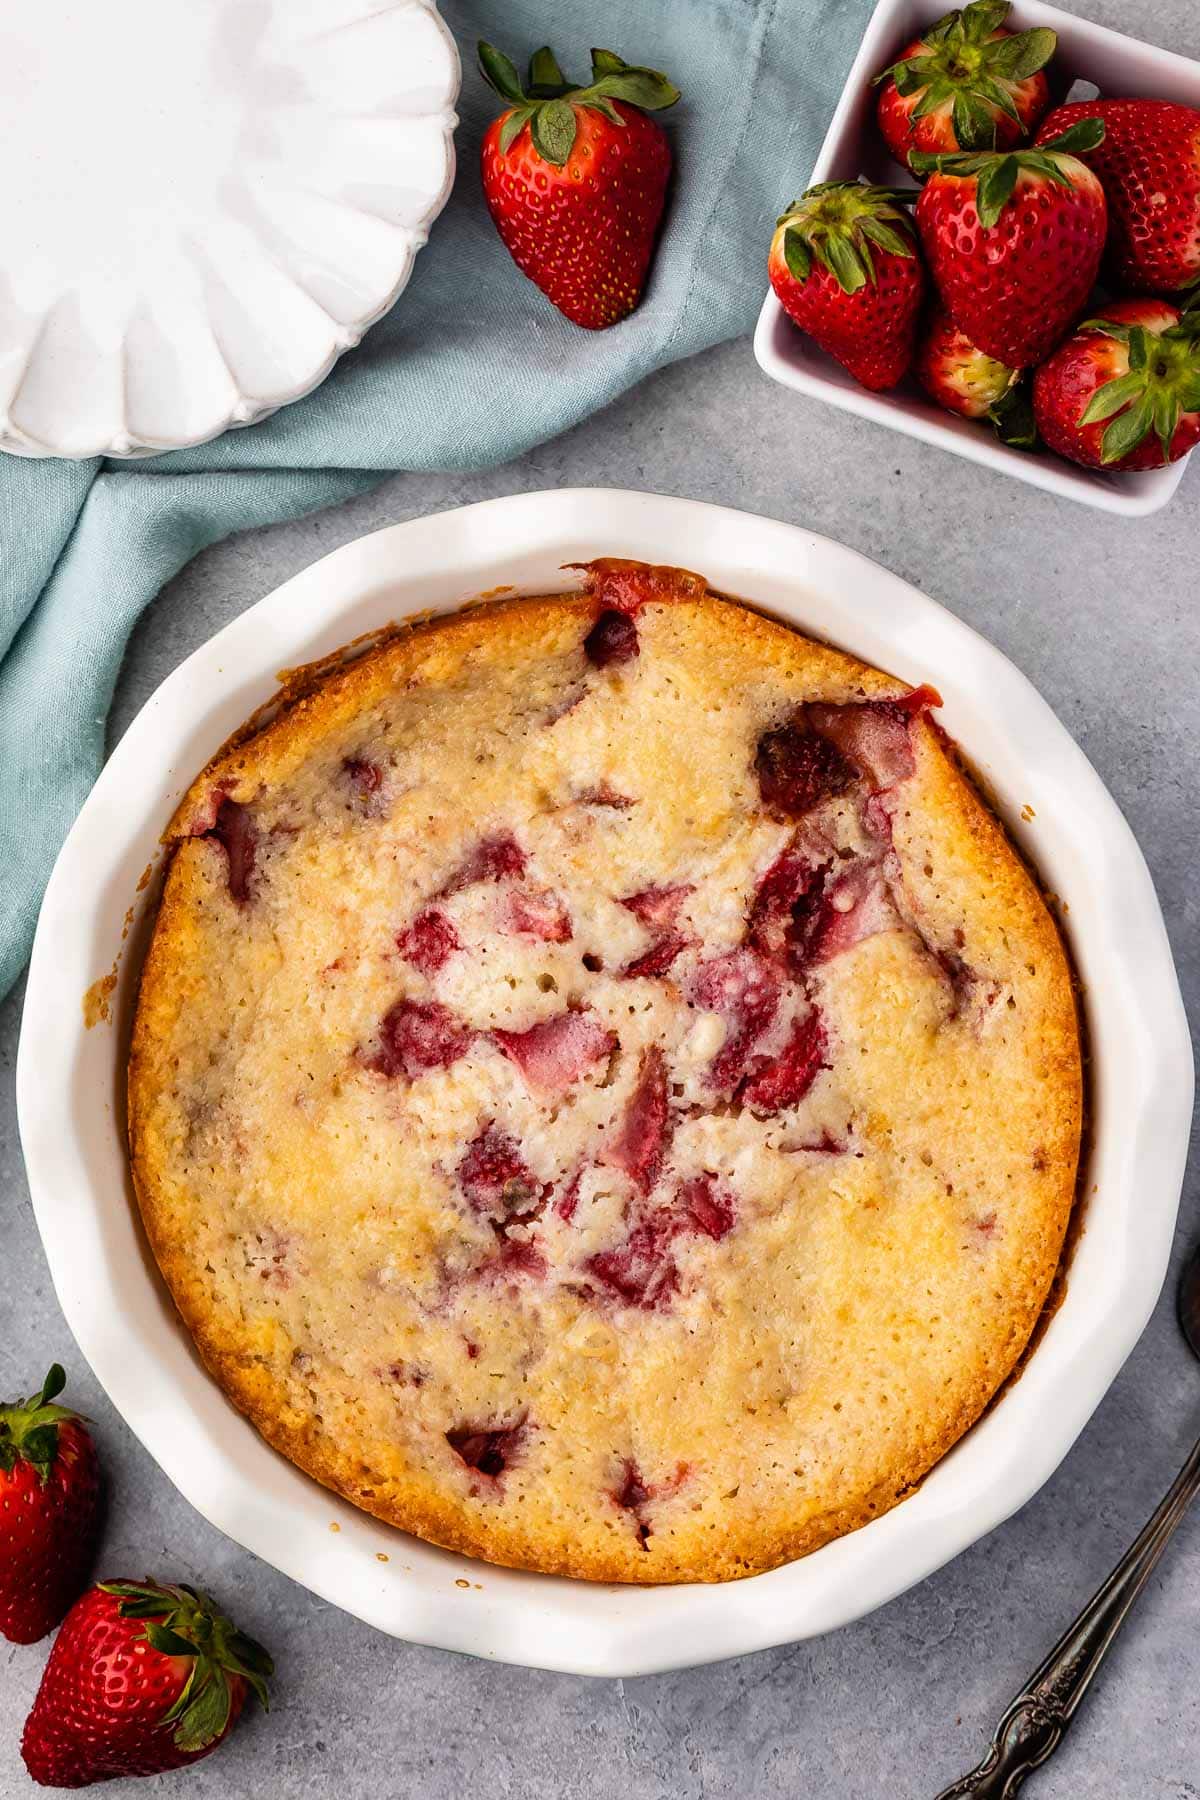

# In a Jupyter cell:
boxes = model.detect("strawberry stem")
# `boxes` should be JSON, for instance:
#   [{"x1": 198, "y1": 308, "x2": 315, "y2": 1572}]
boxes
[
  {"x1": 776, "y1": 182, "x2": 918, "y2": 294},
  {"x1": 910, "y1": 118, "x2": 1104, "y2": 226},
  {"x1": 874, "y1": 1, "x2": 1057, "y2": 153},
  {"x1": 0, "y1": 1364, "x2": 81, "y2": 1482},
  {"x1": 1078, "y1": 313, "x2": 1200, "y2": 464},
  {"x1": 478, "y1": 40, "x2": 679, "y2": 166},
  {"x1": 100, "y1": 1580, "x2": 273, "y2": 1752}
]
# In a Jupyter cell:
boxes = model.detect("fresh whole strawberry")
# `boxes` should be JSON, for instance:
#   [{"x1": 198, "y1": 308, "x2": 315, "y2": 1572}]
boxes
[
  {"x1": 768, "y1": 181, "x2": 924, "y2": 390},
  {"x1": 22, "y1": 1578, "x2": 272, "y2": 1788},
  {"x1": 0, "y1": 1365, "x2": 100, "y2": 1645},
  {"x1": 915, "y1": 306, "x2": 1034, "y2": 444},
  {"x1": 1032, "y1": 297, "x2": 1200, "y2": 470},
  {"x1": 874, "y1": 0, "x2": 1055, "y2": 171},
  {"x1": 1035, "y1": 98, "x2": 1200, "y2": 298},
  {"x1": 913, "y1": 120, "x2": 1107, "y2": 366},
  {"x1": 478, "y1": 42, "x2": 678, "y2": 330}
]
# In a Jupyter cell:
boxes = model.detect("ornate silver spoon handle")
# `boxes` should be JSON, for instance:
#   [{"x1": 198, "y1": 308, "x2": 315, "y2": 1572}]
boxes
[{"x1": 935, "y1": 1434, "x2": 1200, "y2": 1799}]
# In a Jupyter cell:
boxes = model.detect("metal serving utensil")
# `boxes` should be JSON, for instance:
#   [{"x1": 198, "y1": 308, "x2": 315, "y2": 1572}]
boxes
[{"x1": 935, "y1": 1241, "x2": 1200, "y2": 1798}]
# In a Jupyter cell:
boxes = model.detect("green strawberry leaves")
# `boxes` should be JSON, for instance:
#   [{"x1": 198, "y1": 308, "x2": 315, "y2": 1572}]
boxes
[
  {"x1": 1078, "y1": 368, "x2": 1145, "y2": 425},
  {"x1": 958, "y1": 0, "x2": 1011, "y2": 38},
  {"x1": 478, "y1": 43, "x2": 524, "y2": 106},
  {"x1": 777, "y1": 182, "x2": 919, "y2": 296},
  {"x1": 783, "y1": 228, "x2": 811, "y2": 283},
  {"x1": 1037, "y1": 119, "x2": 1107, "y2": 158},
  {"x1": 101, "y1": 1579, "x2": 274, "y2": 1752},
  {"x1": 988, "y1": 381, "x2": 1038, "y2": 449},
  {"x1": 0, "y1": 1364, "x2": 81, "y2": 1482},
  {"x1": 987, "y1": 26, "x2": 1057, "y2": 81},
  {"x1": 974, "y1": 153, "x2": 1019, "y2": 225},
  {"x1": 530, "y1": 98, "x2": 578, "y2": 164},
  {"x1": 911, "y1": 118, "x2": 1104, "y2": 225},
  {"x1": 1076, "y1": 312, "x2": 1200, "y2": 463},
  {"x1": 479, "y1": 40, "x2": 680, "y2": 168},
  {"x1": 527, "y1": 46, "x2": 568, "y2": 97},
  {"x1": 873, "y1": 1, "x2": 1056, "y2": 154}
]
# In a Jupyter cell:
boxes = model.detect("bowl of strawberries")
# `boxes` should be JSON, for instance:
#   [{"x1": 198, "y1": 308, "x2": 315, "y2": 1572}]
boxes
[{"x1": 754, "y1": 0, "x2": 1200, "y2": 514}]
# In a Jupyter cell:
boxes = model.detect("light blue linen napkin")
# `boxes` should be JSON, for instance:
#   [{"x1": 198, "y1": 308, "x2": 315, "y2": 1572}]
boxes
[{"x1": 0, "y1": 0, "x2": 872, "y2": 998}]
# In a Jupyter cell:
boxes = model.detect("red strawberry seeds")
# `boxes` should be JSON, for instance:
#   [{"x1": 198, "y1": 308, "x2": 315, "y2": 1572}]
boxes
[
  {"x1": 0, "y1": 1366, "x2": 101, "y2": 1645},
  {"x1": 479, "y1": 43, "x2": 679, "y2": 330},
  {"x1": 21, "y1": 1579, "x2": 271, "y2": 1788},
  {"x1": 769, "y1": 180, "x2": 925, "y2": 390},
  {"x1": 912, "y1": 120, "x2": 1107, "y2": 367},
  {"x1": 1036, "y1": 98, "x2": 1200, "y2": 297},
  {"x1": 1033, "y1": 298, "x2": 1200, "y2": 471}
]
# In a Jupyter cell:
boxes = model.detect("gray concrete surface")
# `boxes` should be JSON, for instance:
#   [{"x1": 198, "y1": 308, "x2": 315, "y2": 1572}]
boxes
[{"x1": 3, "y1": 48, "x2": 1200, "y2": 1797}]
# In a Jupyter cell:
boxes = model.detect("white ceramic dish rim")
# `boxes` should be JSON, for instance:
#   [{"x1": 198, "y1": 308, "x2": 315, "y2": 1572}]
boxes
[
  {"x1": 0, "y1": 0, "x2": 461, "y2": 461},
  {"x1": 752, "y1": 0, "x2": 1198, "y2": 516},
  {"x1": 17, "y1": 488, "x2": 1193, "y2": 1676}
]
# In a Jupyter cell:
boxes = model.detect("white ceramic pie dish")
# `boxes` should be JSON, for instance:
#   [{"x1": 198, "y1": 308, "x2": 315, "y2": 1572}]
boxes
[
  {"x1": 0, "y1": 0, "x2": 459, "y2": 459},
  {"x1": 17, "y1": 488, "x2": 1192, "y2": 1675},
  {"x1": 753, "y1": 0, "x2": 1200, "y2": 516}
]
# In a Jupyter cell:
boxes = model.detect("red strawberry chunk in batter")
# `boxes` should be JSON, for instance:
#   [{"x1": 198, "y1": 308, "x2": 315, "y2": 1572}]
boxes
[
  {"x1": 343, "y1": 756, "x2": 383, "y2": 794},
  {"x1": 739, "y1": 1010, "x2": 827, "y2": 1114},
  {"x1": 601, "y1": 1047, "x2": 671, "y2": 1193},
  {"x1": 748, "y1": 844, "x2": 829, "y2": 967},
  {"x1": 809, "y1": 863, "x2": 900, "y2": 964},
  {"x1": 571, "y1": 557, "x2": 707, "y2": 614},
  {"x1": 674, "y1": 1173, "x2": 737, "y2": 1240},
  {"x1": 614, "y1": 1460, "x2": 651, "y2": 1511},
  {"x1": 457, "y1": 1124, "x2": 544, "y2": 1223},
  {"x1": 446, "y1": 1417, "x2": 528, "y2": 1480},
  {"x1": 500, "y1": 887, "x2": 573, "y2": 942},
  {"x1": 554, "y1": 1173, "x2": 582, "y2": 1223},
  {"x1": 585, "y1": 609, "x2": 639, "y2": 668},
  {"x1": 807, "y1": 687, "x2": 938, "y2": 793},
  {"x1": 200, "y1": 796, "x2": 258, "y2": 904},
  {"x1": 371, "y1": 999, "x2": 473, "y2": 1080},
  {"x1": 585, "y1": 1174, "x2": 739, "y2": 1311},
  {"x1": 621, "y1": 932, "x2": 690, "y2": 980},
  {"x1": 611, "y1": 1457, "x2": 691, "y2": 1546},
  {"x1": 397, "y1": 908, "x2": 462, "y2": 975},
  {"x1": 443, "y1": 832, "x2": 527, "y2": 894},
  {"x1": 755, "y1": 720, "x2": 855, "y2": 819},
  {"x1": 619, "y1": 885, "x2": 694, "y2": 979},
  {"x1": 494, "y1": 1008, "x2": 616, "y2": 1095},
  {"x1": 620, "y1": 883, "x2": 692, "y2": 928},
  {"x1": 587, "y1": 1216, "x2": 679, "y2": 1309},
  {"x1": 688, "y1": 947, "x2": 781, "y2": 1094},
  {"x1": 483, "y1": 1237, "x2": 549, "y2": 1282}
]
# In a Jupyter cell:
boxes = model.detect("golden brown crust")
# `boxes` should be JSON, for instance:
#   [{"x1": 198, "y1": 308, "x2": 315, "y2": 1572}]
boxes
[{"x1": 128, "y1": 571, "x2": 1082, "y2": 1584}]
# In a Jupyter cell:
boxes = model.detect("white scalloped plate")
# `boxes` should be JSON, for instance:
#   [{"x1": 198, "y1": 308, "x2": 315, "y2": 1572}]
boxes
[
  {"x1": 0, "y1": 0, "x2": 459, "y2": 459},
  {"x1": 17, "y1": 491, "x2": 1193, "y2": 1674}
]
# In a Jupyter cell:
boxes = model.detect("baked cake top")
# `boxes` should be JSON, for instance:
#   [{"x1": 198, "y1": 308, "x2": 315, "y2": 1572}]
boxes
[{"x1": 128, "y1": 559, "x2": 1082, "y2": 1583}]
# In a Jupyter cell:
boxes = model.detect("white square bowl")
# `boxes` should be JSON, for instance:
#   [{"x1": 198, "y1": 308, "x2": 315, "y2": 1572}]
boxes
[
  {"x1": 16, "y1": 490, "x2": 1193, "y2": 1675},
  {"x1": 754, "y1": 0, "x2": 1200, "y2": 515}
]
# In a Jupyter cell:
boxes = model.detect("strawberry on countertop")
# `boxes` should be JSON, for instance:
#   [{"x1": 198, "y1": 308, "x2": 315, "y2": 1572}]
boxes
[
  {"x1": 875, "y1": 0, "x2": 1055, "y2": 170},
  {"x1": 913, "y1": 120, "x2": 1107, "y2": 367},
  {"x1": 1032, "y1": 297, "x2": 1200, "y2": 470},
  {"x1": 479, "y1": 41, "x2": 679, "y2": 330},
  {"x1": 1035, "y1": 98, "x2": 1200, "y2": 299},
  {"x1": 768, "y1": 181, "x2": 925, "y2": 391},
  {"x1": 0, "y1": 1364, "x2": 101, "y2": 1645},
  {"x1": 21, "y1": 1578, "x2": 273, "y2": 1789}
]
